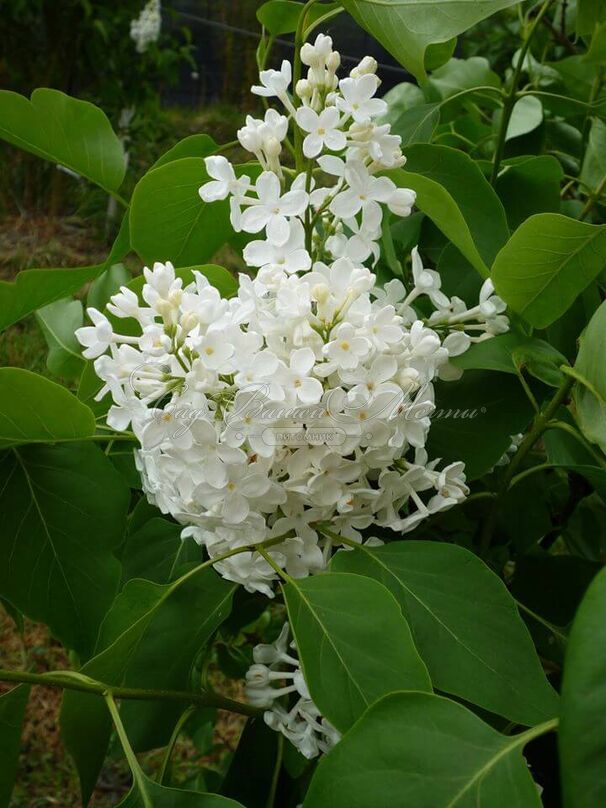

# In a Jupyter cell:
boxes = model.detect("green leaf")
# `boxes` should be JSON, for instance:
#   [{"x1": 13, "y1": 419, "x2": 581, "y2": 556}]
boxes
[
  {"x1": 0, "y1": 88, "x2": 125, "y2": 192},
  {"x1": 379, "y1": 81, "x2": 440, "y2": 144},
  {"x1": 130, "y1": 158, "x2": 256, "y2": 267},
  {"x1": 504, "y1": 95, "x2": 543, "y2": 140},
  {"x1": 574, "y1": 301, "x2": 606, "y2": 453},
  {"x1": 496, "y1": 155, "x2": 564, "y2": 230},
  {"x1": 152, "y1": 134, "x2": 219, "y2": 170},
  {"x1": 560, "y1": 567, "x2": 606, "y2": 807},
  {"x1": 87, "y1": 264, "x2": 132, "y2": 311},
  {"x1": 580, "y1": 117, "x2": 606, "y2": 195},
  {"x1": 117, "y1": 774, "x2": 245, "y2": 808},
  {"x1": 388, "y1": 104, "x2": 441, "y2": 146},
  {"x1": 333, "y1": 541, "x2": 559, "y2": 726},
  {"x1": 61, "y1": 569, "x2": 234, "y2": 802},
  {"x1": 121, "y1": 517, "x2": 198, "y2": 584},
  {"x1": 257, "y1": 1, "x2": 342, "y2": 34},
  {"x1": 282, "y1": 572, "x2": 431, "y2": 733},
  {"x1": 388, "y1": 144, "x2": 509, "y2": 277},
  {"x1": 220, "y1": 719, "x2": 279, "y2": 808},
  {"x1": 492, "y1": 214, "x2": 606, "y2": 329},
  {"x1": 428, "y1": 370, "x2": 534, "y2": 479},
  {"x1": 304, "y1": 692, "x2": 544, "y2": 808},
  {"x1": 452, "y1": 332, "x2": 567, "y2": 387},
  {"x1": 511, "y1": 341, "x2": 568, "y2": 387},
  {"x1": 0, "y1": 264, "x2": 104, "y2": 333},
  {"x1": 0, "y1": 443, "x2": 128, "y2": 657},
  {"x1": 577, "y1": 0, "x2": 606, "y2": 35},
  {"x1": 427, "y1": 57, "x2": 500, "y2": 101},
  {"x1": 424, "y1": 38, "x2": 457, "y2": 72},
  {"x1": 35, "y1": 298, "x2": 85, "y2": 381},
  {"x1": 0, "y1": 368, "x2": 95, "y2": 448},
  {"x1": 0, "y1": 685, "x2": 30, "y2": 808},
  {"x1": 342, "y1": 0, "x2": 519, "y2": 82}
]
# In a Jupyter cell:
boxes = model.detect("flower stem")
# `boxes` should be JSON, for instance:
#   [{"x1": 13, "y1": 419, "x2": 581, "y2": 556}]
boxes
[{"x1": 0, "y1": 668, "x2": 260, "y2": 716}]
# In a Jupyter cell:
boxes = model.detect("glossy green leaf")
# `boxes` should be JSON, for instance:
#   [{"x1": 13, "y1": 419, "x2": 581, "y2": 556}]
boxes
[
  {"x1": 505, "y1": 95, "x2": 543, "y2": 140},
  {"x1": 0, "y1": 443, "x2": 128, "y2": 657},
  {"x1": 61, "y1": 569, "x2": 234, "y2": 802},
  {"x1": 452, "y1": 332, "x2": 567, "y2": 387},
  {"x1": 35, "y1": 298, "x2": 85, "y2": 381},
  {"x1": 496, "y1": 155, "x2": 564, "y2": 230},
  {"x1": 0, "y1": 368, "x2": 95, "y2": 448},
  {"x1": 0, "y1": 685, "x2": 29, "y2": 808},
  {"x1": 388, "y1": 144, "x2": 509, "y2": 277},
  {"x1": 574, "y1": 301, "x2": 606, "y2": 453},
  {"x1": 492, "y1": 214, "x2": 606, "y2": 329},
  {"x1": 333, "y1": 542, "x2": 559, "y2": 726},
  {"x1": 0, "y1": 88, "x2": 125, "y2": 192},
  {"x1": 304, "y1": 692, "x2": 544, "y2": 808},
  {"x1": 428, "y1": 57, "x2": 500, "y2": 101},
  {"x1": 283, "y1": 572, "x2": 431, "y2": 733},
  {"x1": 580, "y1": 118, "x2": 606, "y2": 196},
  {"x1": 427, "y1": 370, "x2": 534, "y2": 479},
  {"x1": 87, "y1": 264, "x2": 132, "y2": 311},
  {"x1": 117, "y1": 774, "x2": 245, "y2": 808},
  {"x1": 341, "y1": 0, "x2": 519, "y2": 82},
  {"x1": 380, "y1": 79, "x2": 440, "y2": 145},
  {"x1": 130, "y1": 158, "x2": 256, "y2": 267},
  {"x1": 152, "y1": 134, "x2": 219, "y2": 169},
  {"x1": 388, "y1": 104, "x2": 440, "y2": 146},
  {"x1": 220, "y1": 719, "x2": 279, "y2": 808},
  {"x1": 577, "y1": 0, "x2": 606, "y2": 35},
  {"x1": 0, "y1": 264, "x2": 104, "y2": 333},
  {"x1": 121, "y1": 517, "x2": 199, "y2": 584},
  {"x1": 560, "y1": 567, "x2": 606, "y2": 807},
  {"x1": 257, "y1": 0, "x2": 342, "y2": 34},
  {"x1": 424, "y1": 38, "x2": 457, "y2": 71}
]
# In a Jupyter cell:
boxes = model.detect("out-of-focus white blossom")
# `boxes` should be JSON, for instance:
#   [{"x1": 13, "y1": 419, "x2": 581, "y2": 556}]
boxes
[{"x1": 130, "y1": 0, "x2": 161, "y2": 54}]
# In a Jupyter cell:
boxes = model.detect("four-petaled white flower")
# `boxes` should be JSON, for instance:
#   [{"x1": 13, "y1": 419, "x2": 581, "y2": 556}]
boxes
[
  {"x1": 337, "y1": 74, "x2": 387, "y2": 122},
  {"x1": 296, "y1": 106, "x2": 346, "y2": 158},
  {"x1": 240, "y1": 172, "x2": 308, "y2": 245}
]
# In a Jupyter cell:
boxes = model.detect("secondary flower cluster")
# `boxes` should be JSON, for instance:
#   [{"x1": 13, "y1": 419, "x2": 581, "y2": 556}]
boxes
[
  {"x1": 130, "y1": 0, "x2": 161, "y2": 54},
  {"x1": 246, "y1": 623, "x2": 341, "y2": 759}
]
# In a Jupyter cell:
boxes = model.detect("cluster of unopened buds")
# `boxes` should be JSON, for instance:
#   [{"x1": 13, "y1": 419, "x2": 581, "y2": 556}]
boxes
[
  {"x1": 130, "y1": 0, "x2": 161, "y2": 54},
  {"x1": 77, "y1": 34, "x2": 510, "y2": 759},
  {"x1": 246, "y1": 622, "x2": 341, "y2": 759}
]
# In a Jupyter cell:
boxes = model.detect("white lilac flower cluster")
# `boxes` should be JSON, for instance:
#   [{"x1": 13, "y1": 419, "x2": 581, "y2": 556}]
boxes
[
  {"x1": 77, "y1": 35, "x2": 509, "y2": 600},
  {"x1": 130, "y1": 0, "x2": 161, "y2": 54},
  {"x1": 246, "y1": 623, "x2": 340, "y2": 759}
]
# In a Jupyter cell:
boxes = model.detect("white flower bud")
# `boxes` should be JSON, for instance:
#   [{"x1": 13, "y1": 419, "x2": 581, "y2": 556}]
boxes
[
  {"x1": 327, "y1": 51, "x2": 341, "y2": 73},
  {"x1": 351, "y1": 56, "x2": 378, "y2": 78},
  {"x1": 296, "y1": 78, "x2": 312, "y2": 99},
  {"x1": 264, "y1": 136, "x2": 282, "y2": 159},
  {"x1": 300, "y1": 43, "x2": 320, "y2": 68}
]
